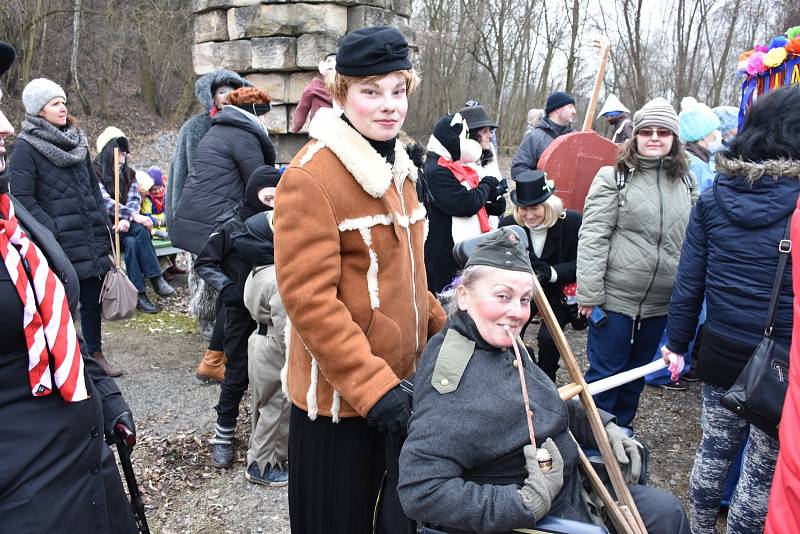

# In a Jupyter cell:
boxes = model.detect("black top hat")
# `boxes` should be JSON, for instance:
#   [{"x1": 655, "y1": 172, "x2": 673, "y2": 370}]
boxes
[
  {"x1": 457, "y1": 104, "x2": 498, "y2": 131},
  {"x1": 0, "y1": 42, "x2": 15, "y2": 78},
  {"x1": 510, "y1": 170, "x2": 554, "y2": 207}
]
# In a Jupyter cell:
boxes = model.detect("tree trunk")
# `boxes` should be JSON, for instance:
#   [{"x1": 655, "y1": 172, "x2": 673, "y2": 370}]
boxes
[{"x1": 70, "y1": 0, "x2": 92, "y2": 115}]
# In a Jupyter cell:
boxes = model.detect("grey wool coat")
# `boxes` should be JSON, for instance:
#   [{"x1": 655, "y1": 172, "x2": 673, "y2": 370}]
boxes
[
  {"x1": 576, "y1": 159, "x2": 698, "y2": 319},
  {"x1": 398, "y1": 312, "x2": 611, "y2": 533}
]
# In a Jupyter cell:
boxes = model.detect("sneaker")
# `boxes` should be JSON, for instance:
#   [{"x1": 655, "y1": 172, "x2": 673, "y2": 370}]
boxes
[
  {"x1": 211, "y1": 442, "x2": 235, "y2": 468},
  {"x1": 245, "y1": 462, "x2": 289, "y2": 487},
  {"x1": 658, "y1": 379, "x2": 688, "y2": 391},
  {"x1": 682, "y1": 369, "x2": 699, "y2": 382}
]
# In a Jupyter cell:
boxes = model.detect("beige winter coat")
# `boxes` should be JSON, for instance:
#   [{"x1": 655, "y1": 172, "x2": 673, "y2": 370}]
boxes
[
  {"x1": 576, "y1": 158, "x2": 698, "y2": 318},
  {"x1": 274, "y1": 108, "x2": 446, "y2": 421}
]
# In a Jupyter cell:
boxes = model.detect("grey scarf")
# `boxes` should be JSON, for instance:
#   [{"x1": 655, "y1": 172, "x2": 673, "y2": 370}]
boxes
[{"x1": 18, "y1": 115, "x2": 88, "y2": 168}]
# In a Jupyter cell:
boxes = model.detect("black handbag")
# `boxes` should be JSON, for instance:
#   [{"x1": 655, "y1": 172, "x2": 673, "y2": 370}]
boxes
[{"x1": 720, "y1": 218, "x2": 792, "y2": 439}]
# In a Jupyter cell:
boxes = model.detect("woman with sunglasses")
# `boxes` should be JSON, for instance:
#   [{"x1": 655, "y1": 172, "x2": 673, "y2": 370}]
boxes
[{"x1": 576, "y1": 98, "x2": 697, "y2": 429}]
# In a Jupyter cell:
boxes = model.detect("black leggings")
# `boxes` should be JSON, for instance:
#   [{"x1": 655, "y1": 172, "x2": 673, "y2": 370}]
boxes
[{"x1": 78, "y1": 277, "x2": 103, "y2": 354}]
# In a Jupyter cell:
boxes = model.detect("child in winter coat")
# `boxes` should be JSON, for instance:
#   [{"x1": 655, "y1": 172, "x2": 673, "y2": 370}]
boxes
[
  {"x1": 290, "y1": 53, "x2": 336, "y2": 133},
  {"x1": 193, "y1": 165, "x2": 282, "y2": 469},
  {"x1": 232, "y1": 191, "x2": 290, "y2": 487}
]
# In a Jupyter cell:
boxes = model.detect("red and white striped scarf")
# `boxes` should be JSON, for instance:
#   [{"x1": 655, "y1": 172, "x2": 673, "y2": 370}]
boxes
[{"x1": 0, "y1": 193, "x2": 88, "y2": 402}]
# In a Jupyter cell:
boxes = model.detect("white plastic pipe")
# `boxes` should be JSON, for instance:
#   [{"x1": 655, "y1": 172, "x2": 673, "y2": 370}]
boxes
[{"x1": 586, "y1": 360, "x2": 667, "y2": 396}]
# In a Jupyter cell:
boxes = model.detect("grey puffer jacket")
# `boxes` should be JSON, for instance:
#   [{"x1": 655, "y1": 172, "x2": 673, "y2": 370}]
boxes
[{"x1": 576, "y1": 158, "x2": 697, "y2": 318}]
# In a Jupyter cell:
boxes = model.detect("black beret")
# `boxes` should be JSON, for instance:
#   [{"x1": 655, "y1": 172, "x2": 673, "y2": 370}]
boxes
[
  {"x1": 336, "y1": 26, "x2": 412, "y2": 77},
  {"x1": 0, "y1": 42, "x2": 15, "y2": 78}
]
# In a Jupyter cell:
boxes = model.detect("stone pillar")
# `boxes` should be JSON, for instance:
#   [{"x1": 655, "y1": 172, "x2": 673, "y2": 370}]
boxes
[{"x1": 192, "y1": 0, "x2": 413, "y2": 163}]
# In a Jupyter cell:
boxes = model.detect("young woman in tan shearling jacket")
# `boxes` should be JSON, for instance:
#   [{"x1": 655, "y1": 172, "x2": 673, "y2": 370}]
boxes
[{"x1": 273, "y1": 27, "x2": 446, "y2": 534}]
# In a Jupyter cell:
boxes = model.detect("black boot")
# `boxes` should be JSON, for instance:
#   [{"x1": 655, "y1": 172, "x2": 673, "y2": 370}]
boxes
[
  {"x1": 136, "y1": 292, "x2": 159, "y2": 314},
  {"x1": 150, "y1": 275, "x2": 176, "y2": 297}
]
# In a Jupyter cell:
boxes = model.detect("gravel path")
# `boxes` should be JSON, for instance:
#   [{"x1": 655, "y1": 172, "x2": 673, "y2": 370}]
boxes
[{"x1": 103, "y1": 278, "x2": 704, "y2": 533}]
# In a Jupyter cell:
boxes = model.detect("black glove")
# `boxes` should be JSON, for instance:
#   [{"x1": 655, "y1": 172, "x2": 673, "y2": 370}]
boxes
[
  {"x1": 105, "y1": 410, "x2": 136, "y2": 446},
  {"x1": 495, "y1": 178, "x2": 509, "y2": 198},
  {"x1": 366, "y1": 385, "x2": 412, "y2": 438},
  {"x1": 478, "y1": 175, "x2": 500, "y2": 196},
  {"x1": 531, "y1": 259, "x2": 552, "y2": 281},
  {"x1": 221, "y1": 284, "x2": 242, "y2": 306}
]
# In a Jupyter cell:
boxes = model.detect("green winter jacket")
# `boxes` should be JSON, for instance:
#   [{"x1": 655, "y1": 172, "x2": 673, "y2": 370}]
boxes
[{"x1": 576, "y1": 157, "x2": 698, "y2": 318}]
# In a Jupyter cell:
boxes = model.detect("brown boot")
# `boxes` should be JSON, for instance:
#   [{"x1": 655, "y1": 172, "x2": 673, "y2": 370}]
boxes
[
  {"x1": 91, "y1": 351, "x2": 123, "y2": 377},
  {"x1": 196, "y1": 350, "x2": 226, "y2": 383}
]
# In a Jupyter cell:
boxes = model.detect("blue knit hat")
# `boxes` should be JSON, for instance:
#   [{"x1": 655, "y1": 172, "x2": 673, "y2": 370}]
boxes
[
  {"x1": 678, "y1": 99, "x2": 720, "y2": 143},
  {"x1": 712, "y1": 106, "x2": 739, "y2": 136}
]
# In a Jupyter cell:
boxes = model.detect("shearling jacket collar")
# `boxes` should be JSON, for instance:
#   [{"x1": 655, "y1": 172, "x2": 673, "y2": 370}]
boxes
[
  {"x1": 308, "y1": 107, "x2": 417, "y2": 198},
  {"x1": 715, "y1": 153, "x2": 800, "y2": 184}
]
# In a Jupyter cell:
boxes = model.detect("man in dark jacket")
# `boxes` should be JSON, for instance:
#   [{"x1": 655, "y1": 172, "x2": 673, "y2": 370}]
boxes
[
  {"x1": 510, "y1": 91, "x2": 576, "y2": 178},
  {"x1": 194, "y1": 165, "x2": 281, "y2": 469}
]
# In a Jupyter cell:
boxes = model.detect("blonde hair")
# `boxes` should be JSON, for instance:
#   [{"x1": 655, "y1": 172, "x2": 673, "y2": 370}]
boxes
[
  {"x1": 326, "y1": 69, "x2": 420, "y2": 106},
  {"x1": 512, "y1": 194, "x2": 564, "y2": 229}
]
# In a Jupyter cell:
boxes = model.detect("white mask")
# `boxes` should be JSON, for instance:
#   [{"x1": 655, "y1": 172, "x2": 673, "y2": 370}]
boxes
[{"x1": 708, "y1": 130, "x2": 723, "y2": 154}]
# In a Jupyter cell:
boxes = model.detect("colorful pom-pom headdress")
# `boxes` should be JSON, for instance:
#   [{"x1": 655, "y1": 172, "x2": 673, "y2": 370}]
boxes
[{"x1": 737, "y1": 26, "x2": 800, "y2": 128}]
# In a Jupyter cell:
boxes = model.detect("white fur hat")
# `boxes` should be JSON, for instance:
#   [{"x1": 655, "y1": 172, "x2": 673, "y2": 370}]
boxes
[
  {"x1": 135, "y1": 170, "x2": 154, "y2": 193},
  {"x1": 22, "y1": 78, "x2": 66, "y2": 115},
  {"x1": 96, "y1": 126, "x2": 126, "y2": 154}
]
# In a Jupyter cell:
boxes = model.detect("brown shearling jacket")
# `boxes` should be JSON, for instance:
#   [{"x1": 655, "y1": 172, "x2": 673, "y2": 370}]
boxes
[{"x1": 274, "y1": 108, "x2": 446, "y2": 420}]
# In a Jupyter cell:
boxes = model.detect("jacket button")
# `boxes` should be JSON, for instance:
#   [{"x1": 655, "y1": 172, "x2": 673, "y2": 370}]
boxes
[
  {"x1": 90, "y1": 464, "x2": 100, "y2": 474},
  {"x1": 513, "y1": 359, "x2": 519, "y2": 368},
  {"x1": 90, "y1": 426, "x2": 99, "y2": 437},
  {"x1": 440, "y1": 378, "x2": 449, "y2": 386}
]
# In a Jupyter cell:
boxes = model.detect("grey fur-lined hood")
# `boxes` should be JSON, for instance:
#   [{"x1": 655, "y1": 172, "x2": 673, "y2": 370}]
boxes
[
  {"x1": 194, "y1": 69, "x2": 252, "y2": 112},
  {"x1": 715, "y1": 152, "x2": 800, "y2": 183}
]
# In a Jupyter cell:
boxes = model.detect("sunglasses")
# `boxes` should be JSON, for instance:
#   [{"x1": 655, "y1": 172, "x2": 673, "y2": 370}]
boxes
[{"x1": 637, "y1": 128, "x2": 673, "y2": 138}]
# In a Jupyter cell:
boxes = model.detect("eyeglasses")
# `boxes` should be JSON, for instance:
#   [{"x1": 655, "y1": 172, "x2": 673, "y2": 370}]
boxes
[{"x1": 637, "y1": 128, "x2": 673, "y2": 139}]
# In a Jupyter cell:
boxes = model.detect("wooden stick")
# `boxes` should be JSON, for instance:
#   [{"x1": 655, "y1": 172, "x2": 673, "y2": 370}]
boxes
[
  {"x1": 113, "y1": 146, "x2": 121, "y2": 266},
  {"x1": 558, "y1": 382, "x2": 583, "y2": 402},
  {"x1": 531, "y1": 275, "x2": 647, "y2": 534},
  {"x1": 571, "y1": 432, "x2": 641, "y2": 534},
  {"x1": 581, "y1": 38, "x2": 611, "y2": 132},
  {"x1": 506, "y1": 326, "x2": 537, "y2": 449}
]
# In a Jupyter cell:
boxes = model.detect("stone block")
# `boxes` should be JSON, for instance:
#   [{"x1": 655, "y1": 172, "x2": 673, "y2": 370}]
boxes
[
  {"x1": 228, "y1": 4, "x2": 347, "y2": 40},
  {"x1": 246, "y1": 73, "x2": 289, "y2": 102},
  {"x1": 392, "y1": 0, "x2": 413, "y2": 17},
  {"x1": 192, "y1": 0, "x2": 259, "y2": 15},
  {"x1": 194, "y1": 10, "x2": 228, "y2": 43},
  {"x1": 296, "y1": 33, "x2": 341, "y2": 69},
  {"x1": 251, "y1": 37, "x2": 297, "y2": 71},
  {"x1": 193, "y1": 40, "x2": 252, "y2": 75},
  {"x1": 274, "y1": 133, "x2": 310, "y2": 164},
  {"x1": 287, "y1": 72, "x2": 319, "y2": 103},
  {"x1": 265, "y1": 104, "x2": 289, "y2": 135}
]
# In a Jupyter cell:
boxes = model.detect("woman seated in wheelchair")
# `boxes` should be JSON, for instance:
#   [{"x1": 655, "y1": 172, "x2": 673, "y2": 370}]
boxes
[{"x1": 398, "y1": 228, "x2": 689, "y2": 534}]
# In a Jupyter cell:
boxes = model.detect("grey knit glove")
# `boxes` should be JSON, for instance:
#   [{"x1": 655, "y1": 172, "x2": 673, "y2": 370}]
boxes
[
  {"x1": 517, "y1": 438, "x2": 564, "y2": 521},
  {"x1": 605, "y1": 422, "x2": 642, "y2": 484}
]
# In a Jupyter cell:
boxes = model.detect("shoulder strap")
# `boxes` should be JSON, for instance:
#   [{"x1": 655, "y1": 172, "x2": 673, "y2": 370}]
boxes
[
  {"x1": 764, "y1": 216, "x2": 793, "y2": 336},
  {"x1": 681, "y1": 174, "x2": 694, "y2": 194},
  {"x1": 615, "y1": 168, "x2": 630, "y2": 190}
]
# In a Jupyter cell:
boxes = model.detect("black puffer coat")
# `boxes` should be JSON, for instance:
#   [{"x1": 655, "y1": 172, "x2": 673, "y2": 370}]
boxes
[
  {"x1": 0, "y1": 193, "x2": 136, "y2": 534},
  {"x1": 171, "y1": 107, "x2": 276, "y2": 254},
  {"x1": 8, "y1": 139, "x2": 111, "y2": 279}
]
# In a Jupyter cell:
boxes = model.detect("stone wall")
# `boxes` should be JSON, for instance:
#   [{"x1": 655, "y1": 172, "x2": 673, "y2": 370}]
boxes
[{"x1": 192, "y1": 0, "x2": 413, "y2": 163}]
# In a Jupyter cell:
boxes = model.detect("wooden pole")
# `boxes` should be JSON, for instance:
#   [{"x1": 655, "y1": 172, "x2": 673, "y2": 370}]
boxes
[
  {"x1": 113, "y1": 146, "x2": 120, "y2": 266},
  {"x1": 506, "y1": 327, "x2": 537, "y2": 449},
  {"x1": 581, "y1": 38, "x2": 611, "y2": 132},
  {"x1": 531, "y1": 275, "x2": 647, "y2": 534}
]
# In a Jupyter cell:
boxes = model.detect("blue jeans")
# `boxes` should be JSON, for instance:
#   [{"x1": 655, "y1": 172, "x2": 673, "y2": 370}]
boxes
[
  {"x1": 584, "y1": 310, "x2": 667, "y2": 427},
  {"x1": 645, "y1": 302, "x2": 705, "y2": 385},
  {"x1": 120, "y1": 222, "x2": 162, "y2": 293}
]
